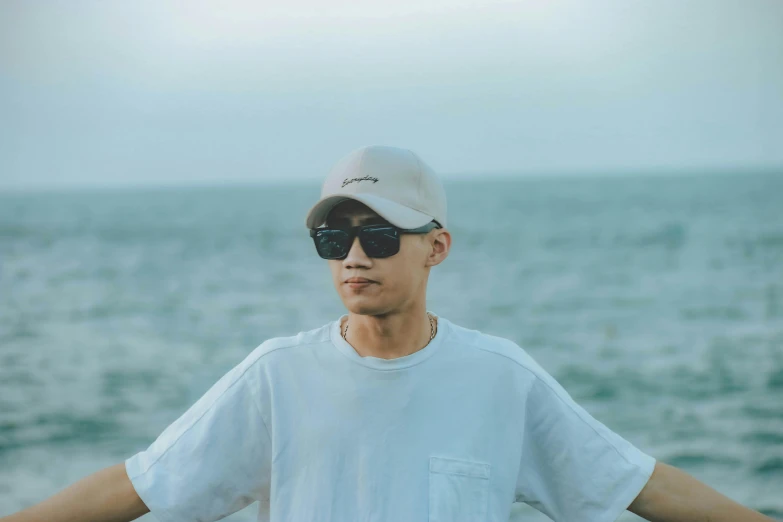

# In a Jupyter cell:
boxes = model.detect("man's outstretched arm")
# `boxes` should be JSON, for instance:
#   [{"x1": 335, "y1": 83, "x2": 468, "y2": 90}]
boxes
[
  {"x1": 0, "y1": 463, "x2": 149, "y2": 522},
  {"x1": 629, "y1": 460, "x2": 777, "y2": 522}
]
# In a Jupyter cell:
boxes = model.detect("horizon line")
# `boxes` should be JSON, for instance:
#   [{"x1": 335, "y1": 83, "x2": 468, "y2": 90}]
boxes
[{"x1": 1, "y1": 164, "x2": 781, "y2": 195}]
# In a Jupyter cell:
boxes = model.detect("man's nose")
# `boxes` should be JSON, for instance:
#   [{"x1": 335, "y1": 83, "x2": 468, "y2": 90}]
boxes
[{"x1": 343, "y1": 236, "x2": 371, "y2": 265}]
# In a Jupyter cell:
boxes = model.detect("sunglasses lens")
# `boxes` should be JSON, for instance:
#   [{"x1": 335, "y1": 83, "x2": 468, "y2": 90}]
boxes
[
  {"x1": 360, "y1": 227, "x2": 400, "y2": 258},
  {"x1": 314, "y1": 229, "x2": 350, "y2": 259}
]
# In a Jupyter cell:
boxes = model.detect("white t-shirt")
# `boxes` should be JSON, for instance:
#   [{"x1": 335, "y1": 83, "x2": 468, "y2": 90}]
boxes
[{"x1": 125, "y1": 311, "x2": 655, "y2": 522}]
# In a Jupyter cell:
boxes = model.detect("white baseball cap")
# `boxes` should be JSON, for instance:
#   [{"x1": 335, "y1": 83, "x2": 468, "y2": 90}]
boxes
[{"x1": 304, "y1": 145, "x2": 448, "y2": 230}]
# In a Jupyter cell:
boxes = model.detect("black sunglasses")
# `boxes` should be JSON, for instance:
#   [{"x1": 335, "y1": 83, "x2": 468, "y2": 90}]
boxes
[{"x1": 310, "y1": 221, "x2": 441, "y2": 260}]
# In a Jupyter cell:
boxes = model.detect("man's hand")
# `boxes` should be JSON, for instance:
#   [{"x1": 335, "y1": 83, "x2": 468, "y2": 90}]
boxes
[
  {"x1": 629, "y1": 461, "x2": 777, "y2": 522},
  {"x1": 0, "y1": 462, "x2": 149, "y2": 522}
]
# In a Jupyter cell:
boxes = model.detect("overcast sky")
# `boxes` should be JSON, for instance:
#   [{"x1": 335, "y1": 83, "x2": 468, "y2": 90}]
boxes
[{"x1": 1, "y1": 0, "x2": 781, "y2": 190}]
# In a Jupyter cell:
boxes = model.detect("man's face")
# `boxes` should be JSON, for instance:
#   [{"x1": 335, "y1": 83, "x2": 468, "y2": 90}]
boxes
[{"x1": 324, "y1": 199, "x2": 444, "y2": 317}]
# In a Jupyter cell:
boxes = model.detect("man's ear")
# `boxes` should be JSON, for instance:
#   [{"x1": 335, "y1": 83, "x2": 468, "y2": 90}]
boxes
[{"x1": 426, "y1": 229, "x2": 451, "y2": 267}]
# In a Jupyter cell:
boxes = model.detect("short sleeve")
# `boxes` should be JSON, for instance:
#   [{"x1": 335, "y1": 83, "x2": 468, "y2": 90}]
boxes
[
  {"x1": 514, "y1": 368, "x2": 656, "y2": 522},
  {"x1": 125, "y1": 351, "x2": 273, "y2": 522}
]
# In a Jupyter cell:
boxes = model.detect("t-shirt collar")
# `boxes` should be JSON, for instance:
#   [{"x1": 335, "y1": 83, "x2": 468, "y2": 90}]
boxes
[{"x1": 330, "y1": 310, "x2": 449, "y2": 370}]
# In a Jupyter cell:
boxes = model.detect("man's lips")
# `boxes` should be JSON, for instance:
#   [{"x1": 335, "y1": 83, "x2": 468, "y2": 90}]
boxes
[{"x1": 345, "y1": 277, "x2": 376, "y2": 286}]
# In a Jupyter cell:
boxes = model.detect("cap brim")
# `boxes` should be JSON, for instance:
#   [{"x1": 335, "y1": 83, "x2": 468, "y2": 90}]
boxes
[{"x1": 305, "y1": 193, "x2": 435, "y2": 229}]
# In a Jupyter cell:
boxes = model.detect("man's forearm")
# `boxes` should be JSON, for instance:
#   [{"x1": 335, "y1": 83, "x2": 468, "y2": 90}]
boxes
[
  {"x1": 0, "y1": 463, "x2": 149, "y2": 522},
  {"x1": 629, "y1": 461, "x2": 777, "y2": 522}
]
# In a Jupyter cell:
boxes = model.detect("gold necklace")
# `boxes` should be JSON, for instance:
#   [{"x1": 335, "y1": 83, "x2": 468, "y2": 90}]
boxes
[{"x1": 342, "y1": 313, "x2": 436, "y2": 342}]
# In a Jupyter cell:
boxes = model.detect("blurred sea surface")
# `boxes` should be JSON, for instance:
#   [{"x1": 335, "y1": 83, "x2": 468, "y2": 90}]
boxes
[{"x1": 1, "y1": 171, "x2": 782, "y2": 521}]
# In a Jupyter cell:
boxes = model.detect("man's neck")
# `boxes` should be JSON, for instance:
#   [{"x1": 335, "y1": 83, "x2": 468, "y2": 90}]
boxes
[{"x1": 341, "y1": 307, "x2": 437, "y2": 360}]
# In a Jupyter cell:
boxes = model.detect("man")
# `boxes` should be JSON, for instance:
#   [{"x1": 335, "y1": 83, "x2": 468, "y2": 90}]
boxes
[{"x1": 2, "y1": 146, "x2": 776, "y2": 522}]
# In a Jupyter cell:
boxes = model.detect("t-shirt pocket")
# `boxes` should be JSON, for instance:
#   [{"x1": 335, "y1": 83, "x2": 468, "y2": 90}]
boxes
[{"x1": 429, "y1": 455, "x2": 491, "y2": 522}]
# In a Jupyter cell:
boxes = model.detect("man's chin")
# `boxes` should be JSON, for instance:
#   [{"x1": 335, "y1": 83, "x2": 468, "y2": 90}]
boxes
[{"x1": 342, "y1": 299, "x2": 385, "y2": 316}]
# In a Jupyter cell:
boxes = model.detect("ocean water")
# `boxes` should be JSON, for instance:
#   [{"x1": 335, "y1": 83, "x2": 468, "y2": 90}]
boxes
[{"x1": 1, "y1": 172, "x2": 782, "y2": 521}]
